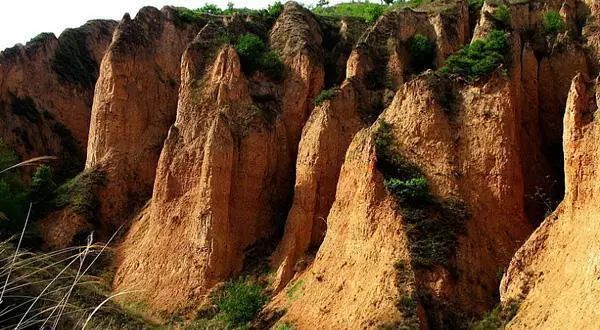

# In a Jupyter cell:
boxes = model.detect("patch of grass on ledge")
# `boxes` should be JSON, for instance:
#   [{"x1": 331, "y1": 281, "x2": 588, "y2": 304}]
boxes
[{"x1": 440, "y1": 30, "x2": 509, "y2": 81}]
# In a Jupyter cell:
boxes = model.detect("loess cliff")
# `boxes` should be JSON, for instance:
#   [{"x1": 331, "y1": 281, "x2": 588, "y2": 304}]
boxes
[{"x1": 1, "y1": 0, "x2": 600, "y2": 329}]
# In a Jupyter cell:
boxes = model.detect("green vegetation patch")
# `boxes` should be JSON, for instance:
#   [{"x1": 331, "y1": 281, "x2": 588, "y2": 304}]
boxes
[
  {"x1": 286, "y1": 279, "x2": 304, "y2": 301},
  {"x1": 491, "y1": 5, "x2": 510, "y2": 28},
  {"x1": 468, "y1": 0, "x2": 484, "y2": 11},
  {"x1": 216, "y1": 278, "x2": 268, "y2": 327},
  {"x1": 235, "y1": 33, "x2": 284, "y2": 80},
  {"x1": 52, "y1": 28, "x2": 97, "y2": 88},
  {"x1": 408, "y1": 34, "x2": 436, "y2": 73},
  {"x1": 9, "y1": 93, "x2": 40, "y2": 123},
  {"x1": 313, "y1": 2, "x2": 387, "y2": 23},
  {"x1": 440, "y1": 30, "x2": 509, "y2": 81},
  {"x1": 471, "y1": 300, "x2": 520, "y2": 330},
  {"x1": 0, "y1": 140, "x2": 29, "y2": 234},
  {"x1": 175, "y1": 2, "x2": 283, "y2": 25},
  {"x1": 275, "y1": 321, "x2": 295, "y2": 330},
  {"x1": 54, "y1": 168, "x2": 105, "y2": 218},
  {"x1": 314, "y1": 87, "x2": 340, "y2": 106},
  {"x1": 542, "y1": 10, "x2": 566, "y2": 35},
  {"x1": 374, "y1": 122, "x2": 468, "y2": 269}
]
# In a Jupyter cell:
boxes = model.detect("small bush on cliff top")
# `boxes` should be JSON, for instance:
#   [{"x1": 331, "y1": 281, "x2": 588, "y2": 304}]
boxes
[
  {"x1": 216, "y1": 278, "x2": 268, "y2": 326},
  {"x1": 235, "y1": 33, "x2": 284, "y2": 80},
  {"x1": 543, "y1": 10, "x2": 566, "y2": 35},
  {"x1": 440, "y1": 30, "x2": 509, "y2": 81}
]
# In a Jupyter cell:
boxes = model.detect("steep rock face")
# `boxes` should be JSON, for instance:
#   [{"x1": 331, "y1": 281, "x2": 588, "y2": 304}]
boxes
[
  {"x1": 113, "y1": 41, "x2": 272, "y2": 314},
  {"x1": 474, "y1": 0, "x2": 591, "y2": 223},
  {"x1": 0, "y1": 20, "x2": 116, "y2": 176},
  {"x1": 501, "y1": 74, "x2": 600, "y2": 329},
  {"x1": 271, "y1": 72, "x2": 532, "y2": 327},
  {"x1": 270, "y1": 0, "x2": 471, "y2": 293},
  {"x1": 583, "y1": 0, "x2": 600, "y2": 72},
  {"x1": 85, "y1": 7, "x2": 203, "y2": 231},
  {"x1": 270, "y1": 2, "x2": 325, "y2": 162},
  {"x1": 350, "y1": 1, "x2": 469, "y2": 86},
  {"x1": 270, "y1": 128, "x2": 413, "y2": 329},
  {"x1": 271, "y1": 79, "x2": 364, "y2": 291}
]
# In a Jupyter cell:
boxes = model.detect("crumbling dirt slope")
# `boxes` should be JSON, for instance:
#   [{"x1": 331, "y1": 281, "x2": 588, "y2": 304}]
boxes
[
  {"x1": 85, "y1": 7, "x2": 203, "y2": 232},
  {"x1": 501, "y1": 74, "x2": 600, "y2": 329}
]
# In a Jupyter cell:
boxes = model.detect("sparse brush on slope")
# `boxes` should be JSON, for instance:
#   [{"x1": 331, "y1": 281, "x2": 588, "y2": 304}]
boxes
[
  {"x1": 374, "y1": 121, "x2": 468, "y2": 269},
  {"x1": 0, "y1": 158, "x2": 143, "y2": 329}
]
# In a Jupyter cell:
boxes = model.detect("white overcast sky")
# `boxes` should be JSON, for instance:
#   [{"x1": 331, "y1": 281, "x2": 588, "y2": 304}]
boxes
[{"x1": 0, "y1": 0, "x2": 339, "y2": 50}]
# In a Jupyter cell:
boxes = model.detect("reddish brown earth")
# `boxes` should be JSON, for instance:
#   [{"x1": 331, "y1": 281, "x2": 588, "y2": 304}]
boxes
[
  {"x1": 86, "y1": 7, "x2": 204, "y2": 233},
  {"x1": 2, "y1": 0, "x2": 599, "y2": 328},
  {"x1": 0, "y1": 20, "x2": 116, "y2": 176}
]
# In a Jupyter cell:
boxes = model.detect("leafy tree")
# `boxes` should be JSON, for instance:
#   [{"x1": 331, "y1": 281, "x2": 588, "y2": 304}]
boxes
[
  {"x1": 199, "y1": 3, "x2": 223, "y2": 15},
  {"x1": 267, "y1": 1, "x2": 284, "y2": 19}
]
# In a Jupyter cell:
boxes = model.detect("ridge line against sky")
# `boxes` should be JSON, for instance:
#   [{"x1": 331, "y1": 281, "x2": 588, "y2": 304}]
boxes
[{"x1": 0, "y1": 0, "x2": 342, "y2": 50}]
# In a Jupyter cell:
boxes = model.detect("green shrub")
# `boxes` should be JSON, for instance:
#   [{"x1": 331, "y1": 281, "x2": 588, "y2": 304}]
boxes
[
  {"x1": 54, "y1": 169, "x2": 105, "y2": 217},
  {"x1": 313, "y1": 2, "x2": 386, "y2": 23},
  {"x1": 543, "y1": 10, "x2": 566, "y2": 35},
  {"x1": 472, "y1": 300, "x2": 520, "y2": 330},
  {"x1": 286, "y1": 279, "x2": 304, "y2": 300},
  {"x1": 217, "y1": 279, "x2": 268, "y2": 326},
  {"x1": 384, "y1": 177, "x2": 430, "y2": 203},
  {"x1": 199, "y1": 3, "x2": 223, "y2": 15},
  {"x1": 491, "y1": 5, "x2": 510, "y2": 27},
  {"x1": 174, "y1": 8, "x2": 204, "y2": 24},
  {"x1": 373, "y1": 122, "x2": 468, "y2": 269},
  {"x1": 403, "y1": 199, "x2": 468, "y2": 268},
  {"x1": 29, "y1": 165, "x2": 57, "y2": 211},
  {"x1": 399, "y1": 295, "x2": 417, "y2": 314},
  {"x1": 236, "y1": 34, "x2": 266, "y2": 59},
  {"x1": 52, "y1": 28, "x2": 97, "y2": 88},
  {"x1": 408, "y1": 34, "x2": 436, "y2": 73},
  {"x1": 267, "y1": 1, "x2": 284, "y2": 19},
  {"x1": 235, "y1": 33, "x2": 284, "y2": 80},
  {"x1": 468, "y1": 0, "x2": 484, "y2": 11},
  {"x1": 275, "y1": 322, "x2": 295, "y2": 330},
  {"x1": 314, "y1": 87, "x2": 339, "y2": 106},
  {"x1": 440, "y1": 30, "x2": 509, "y2": 81},
  {"x1": 0, "y1": 140, "x2": 28, "y2": 233}
]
